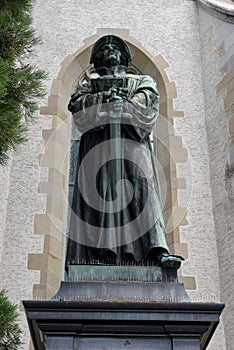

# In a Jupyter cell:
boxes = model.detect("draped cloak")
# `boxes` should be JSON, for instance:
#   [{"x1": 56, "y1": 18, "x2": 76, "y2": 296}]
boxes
[{"x1": 66, "y1": 74, "x2": 169, "y2": 269}]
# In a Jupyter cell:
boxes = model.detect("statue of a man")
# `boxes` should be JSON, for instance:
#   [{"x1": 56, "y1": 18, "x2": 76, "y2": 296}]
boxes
[{"x1": 66, "y1": 35, "x2": 183, "y2": 271}]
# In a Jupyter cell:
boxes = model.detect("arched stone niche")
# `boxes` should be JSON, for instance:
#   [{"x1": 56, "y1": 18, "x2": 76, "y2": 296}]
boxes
[{"x1": 27, "y1": 28, "x2": 195, "y2": 300}]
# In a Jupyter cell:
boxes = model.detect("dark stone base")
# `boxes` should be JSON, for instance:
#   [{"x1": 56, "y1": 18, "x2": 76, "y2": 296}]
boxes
[
  {"x1": 52, "y1": 280, "x2": 191, "y2": 302},
  {"x1": 23, "y1": 277, "x2": 224, "y2": 350},
  {"x1": 24, "y1": 298, "x2": 224, "y2": 350},
  {"x1": 61, "y1": 265, "x2": 189, "y2": 302}
]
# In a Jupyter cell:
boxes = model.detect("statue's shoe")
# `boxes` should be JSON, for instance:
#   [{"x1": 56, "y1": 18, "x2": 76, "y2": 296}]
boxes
[{"x1": 159, "y1": 254, "x2": 184, "y2": 270}]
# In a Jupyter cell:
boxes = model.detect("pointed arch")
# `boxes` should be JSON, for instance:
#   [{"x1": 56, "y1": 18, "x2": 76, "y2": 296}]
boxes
[{"x1": 27, "y1": 29, "x2": 195, "y2": 299}]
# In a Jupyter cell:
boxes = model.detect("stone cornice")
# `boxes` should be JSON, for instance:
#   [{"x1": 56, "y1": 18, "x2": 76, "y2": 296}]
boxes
[{"x1": 198, "y1": 0, "x2": 234, "y2": 18}]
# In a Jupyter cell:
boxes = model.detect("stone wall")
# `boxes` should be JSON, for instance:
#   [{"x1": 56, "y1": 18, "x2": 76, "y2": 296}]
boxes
[
  {"x1": 0, "y1": 0, "x2": 230, "y2": 348},
  {"x1": 197, "y1": 2, "x2": 234, "y2": 349}
]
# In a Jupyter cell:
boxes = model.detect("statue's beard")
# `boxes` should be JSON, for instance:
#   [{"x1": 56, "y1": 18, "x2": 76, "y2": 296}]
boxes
[{"x1": 103, "y1": 52, "x2": 121, "y2": 67}]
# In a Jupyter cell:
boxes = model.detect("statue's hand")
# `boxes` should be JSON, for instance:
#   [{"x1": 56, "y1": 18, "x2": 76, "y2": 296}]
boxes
[
  {"x1": 103, "y1": 89, "x2": 112, "y2": 102},
  {"x1": 103, "y1": 88, "x2": 120, "y2": 102},
  {"x1": 107, "y1": 90, "x2": 123, "y2": 113},
  {"x1": 105, "y1": 88, "x2": 126, "y2": 113},
  {"x1": 109, "y1": 89, "x2": 123, "y2": 105},
  {"x1": 109, "y1": 95, "x2": 122, "y2": 102},
  {"x1": 117, "y1": 87, "x2": 128, "y2": 100}
]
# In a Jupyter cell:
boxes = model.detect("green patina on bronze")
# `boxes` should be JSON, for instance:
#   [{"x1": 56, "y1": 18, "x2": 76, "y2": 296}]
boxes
[
  {"x1": 67, "y1": 265, "x2": 178, "y2": 283},
  {"x1": 65, "y1": 35, "x2": 183, "y2": 275}
]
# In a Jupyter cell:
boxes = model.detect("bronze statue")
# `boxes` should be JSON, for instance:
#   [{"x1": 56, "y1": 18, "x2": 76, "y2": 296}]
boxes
[{"x1": 66, "y1": 35, "x2": 183, "y2": 271}]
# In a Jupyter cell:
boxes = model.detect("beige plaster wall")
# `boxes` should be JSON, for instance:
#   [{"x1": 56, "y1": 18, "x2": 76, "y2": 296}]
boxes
[
  {"x1": 0, "y1": 0, "x2": 229, "y2": 348},
  {"x1": 197, "y1": 2, "x2": 234, "y2": 349}
]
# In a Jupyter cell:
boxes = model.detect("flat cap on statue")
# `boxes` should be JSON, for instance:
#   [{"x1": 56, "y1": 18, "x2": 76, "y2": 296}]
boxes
[{"x1": 90, "y1": 35, "x2": 132, "y2": 69}]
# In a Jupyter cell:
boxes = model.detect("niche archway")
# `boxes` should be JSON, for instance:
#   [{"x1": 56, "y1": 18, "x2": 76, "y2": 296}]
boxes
[{"x1": 28, "y1": 29, "x2": 194, "y2": 299}]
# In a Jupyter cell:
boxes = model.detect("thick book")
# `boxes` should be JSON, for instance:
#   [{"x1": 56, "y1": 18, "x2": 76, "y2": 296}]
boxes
[{"x1": 91, "y1": 77, "x2": 129, "y2": 93}]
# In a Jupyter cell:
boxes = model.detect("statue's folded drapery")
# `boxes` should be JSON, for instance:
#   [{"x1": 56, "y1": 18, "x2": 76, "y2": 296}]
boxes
[{"x1": 65, "y1": 74, "x2": 169, "y2": 269}]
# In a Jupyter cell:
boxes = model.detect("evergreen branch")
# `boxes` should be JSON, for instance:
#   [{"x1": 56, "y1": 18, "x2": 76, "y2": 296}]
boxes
[
  {"x1": 0, "y1": 290, "x2": 23, "y2": 349},
  {"x1": 0, "y1": 0, "x2": 47, "y2": 165}
]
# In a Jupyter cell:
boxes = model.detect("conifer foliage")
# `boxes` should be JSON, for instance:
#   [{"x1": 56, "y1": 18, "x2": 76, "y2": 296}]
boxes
[
  {"x1": 0, "y1": 290, "x2": 22, "y2": 349},
  {"x1": 0, "y1": 0, "x2": 47, "y2": 165}
]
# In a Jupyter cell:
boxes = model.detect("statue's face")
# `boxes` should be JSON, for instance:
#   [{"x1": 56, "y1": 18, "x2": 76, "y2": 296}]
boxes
[{"x1": 101, "y1": 43, "x2": 121, "y2": 67}]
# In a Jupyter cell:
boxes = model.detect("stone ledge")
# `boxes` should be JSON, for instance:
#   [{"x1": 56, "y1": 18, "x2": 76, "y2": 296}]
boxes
[
  {"x1": 52, "y1": 280, "x2": 191, "y2": 303},
  {"x1": 23, "y1": 298, "x2": 224, "y2": 350},
  {"x1": 198, "y1": 0, "x2": 234, "y2": 17}
]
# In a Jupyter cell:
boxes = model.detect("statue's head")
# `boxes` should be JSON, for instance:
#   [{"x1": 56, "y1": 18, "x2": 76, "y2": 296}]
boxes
[{"x1": 90, "y1": 35, "x2": 132, "y2": 71}]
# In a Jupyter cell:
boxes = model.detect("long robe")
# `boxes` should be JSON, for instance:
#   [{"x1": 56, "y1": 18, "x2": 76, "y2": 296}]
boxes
[{"x1": 66, "y1": 74, "x2": 169, "y2": 268}]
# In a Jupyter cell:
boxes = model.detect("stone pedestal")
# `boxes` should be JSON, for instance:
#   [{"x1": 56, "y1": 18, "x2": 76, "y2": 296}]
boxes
[
  {"x1": 23, "y1": 266, "x2": 224, "y2": 350},
  {"x1": 23, "y1": 297, "x2": 224, "y2": 350}
]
